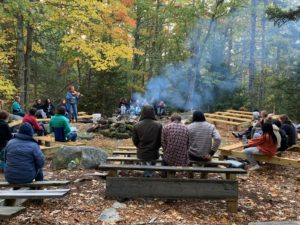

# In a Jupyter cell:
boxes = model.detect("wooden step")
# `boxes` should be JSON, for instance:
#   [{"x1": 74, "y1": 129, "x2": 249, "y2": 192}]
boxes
[
  {"x1": 0, "y1": 189, "x2": 70, "y2": 199},
  {"x1": 0, "y1": 206, "x2": 26, "y2": 219},
  {"x1": 0, "y1": 180, "x2": 70, "y2": 188}
]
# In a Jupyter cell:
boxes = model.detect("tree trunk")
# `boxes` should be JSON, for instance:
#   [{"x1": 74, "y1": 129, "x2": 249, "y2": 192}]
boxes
[
  {"x1": 248, "y1": 0, "x2": 257, "y2": 109},
  {"x1": 24, "y1": 23, "x2": 34, "y2": 107},
  {"x1": 16, "y1": 14, "x2": 25, "y2": 102}
]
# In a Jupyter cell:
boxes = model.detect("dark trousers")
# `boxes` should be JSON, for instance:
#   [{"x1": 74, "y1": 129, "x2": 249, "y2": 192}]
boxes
[{"x1": 35, "y1": 169, "x2": 44, "y2": 181}]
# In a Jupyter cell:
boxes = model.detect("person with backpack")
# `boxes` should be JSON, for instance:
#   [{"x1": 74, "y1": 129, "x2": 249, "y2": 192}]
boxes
[{"x1": 273, "y1": 120, "x2": 289, "y2": 151}]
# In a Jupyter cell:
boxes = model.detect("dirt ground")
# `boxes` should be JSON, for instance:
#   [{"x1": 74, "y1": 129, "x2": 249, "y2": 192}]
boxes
[{"x1": 2, "y1": 122, "x2": 300, "y2": 225}]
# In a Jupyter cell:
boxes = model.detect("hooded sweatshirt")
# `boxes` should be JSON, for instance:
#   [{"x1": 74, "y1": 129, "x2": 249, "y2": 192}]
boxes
[
  {"x1": 4, "y1": 123, "x2": 45, "y2": 183},
  {"x1": 132, "y1": 105, "x2": 162, "y2": 161}
]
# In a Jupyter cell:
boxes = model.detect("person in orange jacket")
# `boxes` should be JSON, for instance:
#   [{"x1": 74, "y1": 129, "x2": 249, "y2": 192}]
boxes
[{"x1": 243, "y1": 122, "x2": 277, "y2": 171}]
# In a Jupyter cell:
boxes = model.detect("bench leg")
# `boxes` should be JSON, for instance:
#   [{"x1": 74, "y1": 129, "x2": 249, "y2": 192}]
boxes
[
  {"x1": 226, "y1": 200, "x2": 238, "y2": 213},
  {"x1": 45, "y1": 141, "x2": 51, "y2": 147},
  {"x1": 200, "y1": 173, "x2": 208, "y2": 179},
  {"x1": 4, "y1": 199, "x2": 16, "y2": 206},
  {"x1": 108, "y1": 170, "x2": 117, "y2": 177}
]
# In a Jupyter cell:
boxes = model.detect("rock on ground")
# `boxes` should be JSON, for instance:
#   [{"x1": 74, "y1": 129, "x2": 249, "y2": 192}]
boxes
[
  {"x1": 51, "y1": 146, "x2": 108, "y2": 170},
  {"x1": 98, "y1": 208, "x2": 122, "y2": 222}
]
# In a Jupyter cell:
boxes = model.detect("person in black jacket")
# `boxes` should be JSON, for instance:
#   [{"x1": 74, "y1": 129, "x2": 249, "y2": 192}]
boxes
[
  {"x1": 273, "y1": 120, "x2": 289, "y2": 151},
  {"x1": 43, "y1": 99, "x2": 55, "y2": 118},
  {"x1": 0, "y1": 110, "x2": 12, "y2": 169},
  {"x1": 279, "y1": 114, "x2": 296, "y2": 147},
  {"x1": 132, "y1": 105, "x2": 162, "y2": 177}
]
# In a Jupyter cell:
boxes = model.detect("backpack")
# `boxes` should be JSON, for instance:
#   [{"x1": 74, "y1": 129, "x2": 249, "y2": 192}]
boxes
[{"x1": 278, "y1": 129, "x2": 289, "y2": 151}]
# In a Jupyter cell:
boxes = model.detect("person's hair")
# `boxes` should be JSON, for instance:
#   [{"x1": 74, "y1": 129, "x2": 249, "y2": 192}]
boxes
[
  {"x1": 266, "y1": 113, "x2": 274, "y2": 123},
  {"x1": 57, "y1": 106, "x2": 66, "y2": 115},
  {"x1": 29, "y1": 108, "x2": 37, "y2": 116},
  {"x1": 273, "y1": 120, "x2": 282, "y2": 128},
  {"x1": 68, "y1": 85, "x2": 74, "y2": 91},
  {"x1": 262, "y1": 122, "x2": 277, "y2": 144},
  {"x1": 279, "y1": 114, "x2": 292, "y2": 124},
  {"x1": 192, "y1": 111, "x2": 206, "y2": 122},
  {"x1": 14, "y1": 96, "x2": 20, "y2": 101},
  {"x1": 0, "y1": 110, "x2": 9, "y2": 120},
  {"x1": 171, "y1": 113, "x2": 181, "y2": 122},
  {"x1": 260, "y1": 110, "x2": 268, "y2": 118}
]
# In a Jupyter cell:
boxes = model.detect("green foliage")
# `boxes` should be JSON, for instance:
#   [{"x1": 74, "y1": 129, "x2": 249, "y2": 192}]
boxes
[
  {"x1": 0, "y1": 74, "x2": 16, "y2": 100},
  {"x1": 267, "y1": 5, "x2": 300, "y2": 26}
]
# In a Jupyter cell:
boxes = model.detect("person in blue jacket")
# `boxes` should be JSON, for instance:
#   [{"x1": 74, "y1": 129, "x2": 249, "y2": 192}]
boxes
[
  {"x1": 11, "y1": 96, "x2": 25, "y2": 117},
  {"x1": 66, "y1": 85, "x2": 81, "y2": 123},
  {"x1": 4, "y1": 122, "x2": 45, "y2": 184}
]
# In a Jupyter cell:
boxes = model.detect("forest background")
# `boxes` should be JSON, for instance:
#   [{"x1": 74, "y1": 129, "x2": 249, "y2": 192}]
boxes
[{"x1": 0, "y1": 0, "x2": 299, "y2": 120}]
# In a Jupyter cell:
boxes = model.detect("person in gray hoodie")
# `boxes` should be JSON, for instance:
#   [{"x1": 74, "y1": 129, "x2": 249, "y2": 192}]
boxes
[
  {"x1": 4, "y1": 122, "x2": 45, "y2": 184},
  {"x1": 132, "y1": 105, "x2": 162, "y2": 176}
]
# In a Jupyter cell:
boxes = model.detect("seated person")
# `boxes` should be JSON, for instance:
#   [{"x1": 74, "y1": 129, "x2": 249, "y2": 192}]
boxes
[
  {"x1": 11, "y1": 96, "x2": 25, "y2": 117},
  {"x1": 49, "y1": 106, "x2": 77, "y2": 142},
  {"x1": 157, "y1": 101, "x2": 166, "y2": 116},
  {"x1": 23, "y1": 108, "x2": 46, "y2": 136},
  {"x1": 4, "y1": 122, "x2": 45, "y2": 183},
  {"x1": 43, "y1": 99, "x2": 55, "y2": 118},
  {"x1": 279, "y1": 114, "x2": 297, "y2": 147},
  {"x1": 0, "y1": 110, "x2": 12, "y2": 170},
  {"x1": 243, "y1": 123, "x2": 277, "y2": 171}
]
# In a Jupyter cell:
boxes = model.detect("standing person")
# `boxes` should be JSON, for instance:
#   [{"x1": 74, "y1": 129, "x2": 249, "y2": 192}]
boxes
[
  {"x1": 49, "y1": 106, "x2": 77, "y2": 142},
  {"x1": 66, "y1": 85, "x2": 81, "y2": 122},
  {"x1": 243, "y1": 123, "x2": 277, "y2": 171},
  {"x1": 4, "y1": 122, "x2": 45, "y2": 183},
  {"x1": 43, "y1": 99, "x2": 55, "y2": 118},
  {"x1": 279, "y1": 114, "x2": 297, "y2": 147},
  {"x1": 0, "y1": 111, "x2": 12, "y2": 170},
  {"x1": 11, "y1": 96, "x2": 25, "y2": 117},
  {"x1": 22, "y1": 108, "x2": 46, "y2": 136},
  {"x1": 132, "y1": 105, "x2": 162, "y2": 177},
  {"x1": 161, "y1": 113, "x2": 189, "y2": 166},
  {"x1": 188, "y1": 111, "x2": 221, "y2": 161}
]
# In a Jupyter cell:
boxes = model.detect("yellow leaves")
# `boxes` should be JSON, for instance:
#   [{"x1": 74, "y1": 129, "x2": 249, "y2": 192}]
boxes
[
  {"x1": 0, "y1": 74, "x2": 16, "y2": 100},
  {"x1": 32, "y1": 42, "x2": 46, "y2": 54}
]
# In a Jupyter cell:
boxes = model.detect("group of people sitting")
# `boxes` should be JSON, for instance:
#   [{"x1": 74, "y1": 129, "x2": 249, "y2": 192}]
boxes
[
  {"x1": 119, "y1": 98, "x2": 166, "y2": 117},
  {"x1": 232, "y1": 110, "x2": 298, "y2": 170},
  {"x1": 0, "y1": 105, "x2": 77, "y2": 183},
  {"x1": 132, "y1": 105, "x2": 222, "y2": 177}
]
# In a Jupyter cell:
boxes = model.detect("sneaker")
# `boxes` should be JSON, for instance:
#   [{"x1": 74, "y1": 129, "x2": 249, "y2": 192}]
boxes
[
  {"x1": 248, "y1": 164, "x2": 261, "y2": 171},
  {"x1": 232, "y1": 131, "x2": 240, "y2": 138}
]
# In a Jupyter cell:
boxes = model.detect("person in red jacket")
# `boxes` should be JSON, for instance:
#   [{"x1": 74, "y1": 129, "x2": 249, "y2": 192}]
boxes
[
  {"x1": 243, "y1": 122, "x2": 277, "y2": 171},
  {"x1": 22, "y1": 108, "x2": 46, "y2": 136}
]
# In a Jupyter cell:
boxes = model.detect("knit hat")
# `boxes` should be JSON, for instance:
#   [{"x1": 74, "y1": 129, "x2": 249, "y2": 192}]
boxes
[
  {"x1": 18, "y1": 122, "x2": 34, "y2": 137},
  {"x1": 252, "y1": 111, "x2": 260, "y2": 120}
]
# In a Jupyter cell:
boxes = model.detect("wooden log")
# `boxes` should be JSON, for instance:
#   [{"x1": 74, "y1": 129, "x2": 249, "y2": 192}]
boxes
[
  {"x1": 205, "y1": 113, "x2": 251, "y2": 123},
  {"x1": 106, "y1": 177, "x2": 238, "y2": 200},
  {"x1": 226, "y1": 110, "x2": 253, "y2": 115},
  {"x1": 215, "y1": 112, "x2": 253, "y2": 119}
]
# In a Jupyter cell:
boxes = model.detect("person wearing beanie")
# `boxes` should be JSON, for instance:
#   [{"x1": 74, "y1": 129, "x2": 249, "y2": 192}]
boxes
[
  {"x1": 188, "y1": 111, "x2": 221, "y2": 161},
  {"x1": 4, "y1": 122, "x2": 45, "y2": 183}
]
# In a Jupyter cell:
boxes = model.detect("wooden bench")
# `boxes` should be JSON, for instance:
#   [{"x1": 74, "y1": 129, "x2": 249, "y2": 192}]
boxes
[
  {"x1": 0, "y1": 206, "x2": 26, "y2": 219},
  {"x1": 8, "y1": 120, "x2": 22, "y2": 128},
  {"x1": 106, "y1": 157, "x2": 231, "y2": 167},
  {"x1": 34, "y1": 136, "x2": 85, "y2": 147},
  {"x1": 0, "y1": 180, "x2": 71, "y2": 206},
  {"x1": 219, "y1": 143, "x2": 300, "y2": 168},
  {"x1": 215, "y1": 112, "x2": 253, "y2": 119},
  {"x1": 99, "y1": 164, "x2": 246, "y2": 213},
  {"x1": 206, "y1": 118, "x2": 247, "y2": 131},
  {"x1": 205, "y1": 113, "x2": 251, "y2": 123},
  {"x1": 227, "y1": 110, "x2": 253, "y2": 115}
]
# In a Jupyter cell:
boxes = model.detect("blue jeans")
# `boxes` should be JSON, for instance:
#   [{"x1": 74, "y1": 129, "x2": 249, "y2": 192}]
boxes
[
  {"x1": 243, "y1": 147, "x2": 263, "y2": 166},
  {"x1": 140, "y1": 161, "x2": 156, "y2": 177},
  {"x1": 67, "y1": 104, "x2": 78, "y2": 122},
  {"x1": 66, "y1": 132, "x2": 77, "y2": 142}
]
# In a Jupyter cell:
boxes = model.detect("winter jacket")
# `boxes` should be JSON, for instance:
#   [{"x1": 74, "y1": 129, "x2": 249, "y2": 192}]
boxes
[
  {"x1": 281, "y1": 123, "x2": 296, "y2": 146},
  {"x1": 11, "y1": 101, "x2": 23, "y2": 114},
  {"x1": 4, "y1": 133, "x2": 45, "y2": 183},
  {"x1": 132, "y1": 105, "x2": 162, "y2": 161},
  {"x1": 22, "y1": 114, "x2": 43, "y2": 131},
  {"x1": 43, "y1": 103, "x2": 55, "y2": 117},
  {"x1": 0, "y1": 120, "x2": 12, "y2": 151},
  {"x1": 32, "y1": 103, "x2": 44, "y2": 111},
  {"x1": 248, "y1": 134, "x2": 277, "y2": 156}
]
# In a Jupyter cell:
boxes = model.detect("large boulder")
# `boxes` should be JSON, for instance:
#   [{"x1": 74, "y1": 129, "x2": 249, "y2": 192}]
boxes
[
  {"x1": 77, "y1": 132, "x2": 95, "y2": 140},
  {"x1": 51, "y1": 146, "x2": 108, "y2": 170}
]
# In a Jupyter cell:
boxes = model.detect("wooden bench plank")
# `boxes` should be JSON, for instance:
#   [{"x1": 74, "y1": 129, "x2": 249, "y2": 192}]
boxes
[
  {"x1": 98, "y1": 164, "x2": 246, "y2": 174},
  {"x1": 216, "y1": 112, "x2": 253, "y2": 119},
  {"x1": 106, "y1": 157, "x2": 231, "y2": 166},
  {"x1": 205, "y1": 113, "x2": 251, "y2": 123},
  {"x1": 8, "y1": 120, "x2": 22, "y2": 128},
  {"x1": 106, "y1": 177, "x2": 238, "y2": 200},
  {"x1": 0, "y1": 206, "x2": 26, "y2": 219},
  {"x1": 0, "y1": 180, "x2": 70, "y2": 188},
  {"x1": 0, "y1": 189, "x2": 70, "y2": 199},
  {"x1": 219, "y1": 149, "x2": 300, "y2": 168},
  {"x1": 219, "y1": 142, "x2": 244, "y2": 151},
  {"x1": 227, "y1": 110, "x2": 253, "y2": 115}
]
